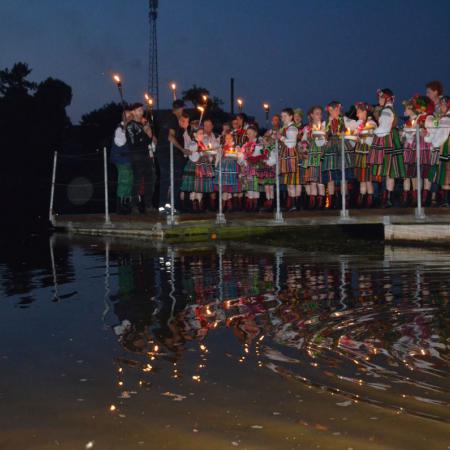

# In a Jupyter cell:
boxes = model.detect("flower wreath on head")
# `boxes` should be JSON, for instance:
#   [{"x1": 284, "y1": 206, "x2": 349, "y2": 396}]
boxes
[
  {"x1": 354, "y1": 102, "x2": 370, "y2": 111},
  {"x1": 326, "y1": 102, "x2": 342, "y2": 114},
  {"x1": 410, "y1": 94, "x2": 434, "y2": 116},
  {"x1": 377, "y1": 88, "x2": 395, "y2": 104}
]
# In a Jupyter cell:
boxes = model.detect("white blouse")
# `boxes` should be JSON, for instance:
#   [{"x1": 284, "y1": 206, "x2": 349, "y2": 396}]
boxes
[
  {"x1": 425, "y1": 115, "x2": 450, "y2": 148},
  {"x1": 374, "y1": 104, "x2": 394, "y2": 137},
  {"x1": 280, "y1": 123, "x2": 298, "y2": 148}
]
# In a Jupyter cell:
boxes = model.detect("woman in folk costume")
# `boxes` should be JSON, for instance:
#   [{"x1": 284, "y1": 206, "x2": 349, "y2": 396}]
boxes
[
  {"x1": 241, "y1": 126, "x2": 263, "y2": 211},
  {"x1": 215, "y1": 132, "x2": 243, "y2": 212},
  {"x1": 428, "y1": 96, "x2": 450, "y2": 206},
  {"x1": 189, "y1": 128, "x2": 215, "y2": 212},
  {"x1": 230, "y1": 115, "x2": 248, "y2": 210},
  {"x1": 202, "y1": 118, "x2": 220, "y2": 211},
  {"x1": 344, "y1": 102, "x2": 377, "y2": 208},
  {"x1": 179, "y1": 113, "x2": 196, "y2": 211},
  {"x1": 322, "y1": 101, "x2": 347, "y2": 208},
  {"x1": 301, "y1": 106, "x2": 326, "y2": 209},
  {"x1": 293, "y1": 108, "x2": 308, "y2": 202},
  {"x1": 259, "y1": 132, "x2": 277, "y2": 211},
  {"x1": 401, "y1": 95, "x2": 434, "y2": 206},
  {"x1": 278, "y1": 108, "x2": 300, "y2": 211},
  {"x1": 370, "y1": 88, "x2": 405, "y2": 208}
]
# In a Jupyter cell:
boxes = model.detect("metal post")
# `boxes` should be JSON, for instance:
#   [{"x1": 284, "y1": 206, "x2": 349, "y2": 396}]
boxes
[
  {"x1": 167, "y1": 142, "x2": 176, "y2": 225},
  {"x1": 415, "y1": 124, "x2": 425, "y2": 219},
  {"x1": 216, "y1": 148, "x2": 226, "y2": 224},
  {"x1": 103, "y1": 147, "x2": 111, "y2": 225},
  {"x1": 49, "y1": 235, "x2": 59, "y2": 302},
  {"x1": 49, "y1": 151, "x2": 58, "y2": 224},
  {"x1": 274, "y1": 139, "x2": 284, "y2": 223},
  {"x1": 340, "y1": 134, "x2": 349, "y2": 219}
]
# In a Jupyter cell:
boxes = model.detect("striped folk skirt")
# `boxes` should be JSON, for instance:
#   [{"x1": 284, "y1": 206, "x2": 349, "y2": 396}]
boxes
[
  {"x1": 256, "y1": 162, "x2": 276, "y2": 185},
  {"x1": 370, "y1": 134, "x2": 405, "y2": 180},
  {"x1": 241, "y1": 162, "x2": 259, "y2": 192},
  {"x1": 437, "y1": 141, "x2": 450, "y2": 186},
  {"x1": 180, "y1": 160, "x2": 196, "y2": 192},
  {"x1": 403, "y1": 136, "x2": 432, "y2": 179},
  {"x1": 279, "y1": 144, "x2": 301, "y2": 185},
  {"x1": 322, "y1": 137, "x2": 355, "y2": 183},
  {"x1": 354, "y1": 143, "x2": 371, "y2": 182},
  {"x1": 194, "y1": 156, "x2": 214, "y2": 193},
  {"x1": 304, "y1": 145, "x2": 322, "y2": 184},
  {"x1": 214, "y1": 157, "x2": 241, "y2": 193}
]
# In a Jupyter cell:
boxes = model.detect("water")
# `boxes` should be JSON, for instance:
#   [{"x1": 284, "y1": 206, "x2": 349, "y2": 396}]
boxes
[{"x1": 0, "y1": 235, "x2": 449, "y2": 450}]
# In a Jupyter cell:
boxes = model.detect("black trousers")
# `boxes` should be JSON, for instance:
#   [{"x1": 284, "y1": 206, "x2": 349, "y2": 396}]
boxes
[{"x1": 131, "y1": 156, "x2": 156, "y2": 208}]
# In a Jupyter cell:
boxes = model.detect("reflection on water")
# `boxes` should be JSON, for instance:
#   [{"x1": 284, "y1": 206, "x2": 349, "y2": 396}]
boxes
[{"x1": 0, "y1": 236, "x2": 449, "y2": 449}]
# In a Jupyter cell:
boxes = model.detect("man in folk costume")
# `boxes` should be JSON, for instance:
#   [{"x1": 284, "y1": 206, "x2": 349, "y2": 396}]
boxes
[
  {"x1": 401, "y1": 95, "x2": 434, "y2": 206},
  {"x1": 427, "y1": 96, "x2": 450, "y2": 206},
  {"x1": 344, "y1": 103, "x2": 377, "y2": 208},
  {"x1": 231, "y1": 114, "x2": 248, "y2": 210},
  {"x1": 278, "y1": 108, "x2": 300, "y2": 211},
  {"x1": 301, "y1": 106, "x2": 327, "y2": 209},
  {"x1": 370, "y1": 89, "x2": 405, "y2": 208},
  {"x1": 179, "y1": 113, "x2": 196, "y2": 211}
]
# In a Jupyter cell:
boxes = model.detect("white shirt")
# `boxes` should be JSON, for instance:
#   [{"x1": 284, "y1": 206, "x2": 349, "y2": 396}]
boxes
[
  {"x1": 114, "y1": 125, "x2": 127, "y2": 147},
  {"x1": 374, "y1": 104, "x2": 394, "y2": 137},
  {"x1": 425, "y1": 115, "x2": 450, "y2": 148},
  {"x1": 280, "y1": 122, "x2": 298, "y2": 148}
]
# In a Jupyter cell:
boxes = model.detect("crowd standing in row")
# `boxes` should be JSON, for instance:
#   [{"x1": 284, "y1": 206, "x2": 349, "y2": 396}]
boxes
[{"x1": 111, "y1": 80, "x2": 450, "y2": 215}]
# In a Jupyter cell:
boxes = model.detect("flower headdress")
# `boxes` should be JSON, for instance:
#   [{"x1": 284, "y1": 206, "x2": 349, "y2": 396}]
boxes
[
  {"x1": 326, "y1": 101, "x2": 342, "y2": 113},
  {"x1": 377, "y1": 88, "x2": 395, "y2": 103},
  {"x1": 354, "y1": 102, "x2": 370, "y2": 111},
  {"x1": 410, "y1": 94, "x2": 433, "y2": 115}
]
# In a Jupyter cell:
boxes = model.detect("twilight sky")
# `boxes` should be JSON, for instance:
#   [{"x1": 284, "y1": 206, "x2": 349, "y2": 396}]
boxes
[{"x1": 1, "y1": 0, "x2": 449, "y2": 124}]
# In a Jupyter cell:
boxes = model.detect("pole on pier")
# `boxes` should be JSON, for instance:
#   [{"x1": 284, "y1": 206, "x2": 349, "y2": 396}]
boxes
[
  {"x1": 274, "y1": 139, "x2": 284, "y2": 223},
  {"x1": 49, "y1": 151, "x2": 58, "y2": 224},
  {"x1": 103, "y1": 147, "x2": 111, "y2": 225},
  {"x1": 216, "y1": 148, "x2": 226, "y2": 225},
  {"x1": 230, "y1": 78, "x2": 235, "y2": 115},
  {"x1": 167, "y1": 142, "x2": 176, "y2": 225},
  {"x1": 415, "y1": 124, "x2": 426, "y2": 220},
  {"x1": 340, "y1": 134, "x2": 349, "y2": 219}
]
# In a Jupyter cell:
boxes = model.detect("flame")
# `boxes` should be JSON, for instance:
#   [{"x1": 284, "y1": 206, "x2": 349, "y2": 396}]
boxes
[
  {"x1": 170, "y1": 82, "x2": 176, "y2": 91},
  {"x1": 202, "y1": 95, "x2": 208, "y2": 102},
  {"x1": 263, "y1": 103, "x2": 269, "y2": 111},
  {"x1": 113, "y1": 74, "x2": 121, "y2": 84},
  {"x1": 197, "y1": 106, "x2": 205, "y2": 112},
  {"x1": 345, "y1": 127, "x2": 351, "y2": 135},
  {"x1": 237, "y1": 98, "x2": 243, "y2": 106}
]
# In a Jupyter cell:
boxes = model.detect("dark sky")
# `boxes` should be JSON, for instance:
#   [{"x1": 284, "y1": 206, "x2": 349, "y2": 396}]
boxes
[{"x1": 1, "y1": 0, "x2": 449, "y2": 124}]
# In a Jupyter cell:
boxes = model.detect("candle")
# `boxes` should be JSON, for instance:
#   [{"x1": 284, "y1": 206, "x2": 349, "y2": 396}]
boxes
[
  {"x1": 237, "y1": 98, "x2": 243, "y2": 112},
  {"x1": 197, "y1": 105, "x2": 205, "y2": 126},
  {"x1": 202, "y1": 94, "x2": 208, "y2": 104},
  {"x1": 170, "y1": 82, "x2": 177, "y2": 100},
  {"x1": 263, "y1": 103, "x2": 270, "y2": 125}
]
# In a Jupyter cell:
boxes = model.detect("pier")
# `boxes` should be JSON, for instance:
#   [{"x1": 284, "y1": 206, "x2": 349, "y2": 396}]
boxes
[{"x1": 52, "y1": 208, "x2": 450, "y2": 245}]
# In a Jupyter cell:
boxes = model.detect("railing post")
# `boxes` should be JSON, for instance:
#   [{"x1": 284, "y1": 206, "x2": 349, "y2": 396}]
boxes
[
  {"x1": 103, "y1": 147, "x2": 111, "y2": 225},
  {"x1": 415, "y1": 124, "x2": 425, "y2": 219},
  {"x1": 49, "y1": 150, "x2": 58, "y2": 224},
  {"x1": 216, "y1": 148, "x2": 226, "y2": 224},
  {"x1": 340, "y1": 134, "x2": 349, "y2": 219},
  {"x1": 167, "y1": 142, "x2": 176, "y2": 225},
  {"x1": 274, "y1": 138, "x2": 284, "y2": 223}
]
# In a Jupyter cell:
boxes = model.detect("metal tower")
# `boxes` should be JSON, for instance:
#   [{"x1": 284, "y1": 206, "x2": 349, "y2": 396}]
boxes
[{"x1": 148, "y1": 0, "x2": 159, "y2": 108}]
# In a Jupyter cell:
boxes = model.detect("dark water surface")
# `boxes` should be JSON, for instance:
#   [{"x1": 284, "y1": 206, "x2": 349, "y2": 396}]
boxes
[{"x1": 0, "y1": 235, "x2": 449, "y2": 450}]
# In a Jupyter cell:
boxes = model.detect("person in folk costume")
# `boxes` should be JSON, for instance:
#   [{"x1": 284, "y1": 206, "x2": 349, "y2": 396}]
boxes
[
  {"x1": 401, "y1": 95, "x2": 434, "y2": 206},
  {"x1": 111, "y1": 105, "x2": 134, "y2": 214},
  {"x1": 241, "y1": 126, "x2": 264, "y2": 211},
  {"x1": 179, "y1": 113, "x2": 196, "y2": 211},
  {"x1": 426, "y1": 80, "x2": 444, "y2": 115},
  {"x1": 370, "y1": 88, "x2": 405, "y2": 208},
  {"x1": 293, "y1": 108, "x2": 308, "y2": 206},
  {"x1": 202, "y1": 118, "x2": 220, "y2": 211},
  {"x1": 344, "y1": 102, "x2": 377, "y2": 208},
  {"x1": 301, "y1": 106, "x2": 327, "y2": 209},
  {"x1": 428, "y1": 96, "x2": 450, "y2": 206},
  {"x1": 231, "y1": 114, "x2": 248, "y2": 210},
  {"x1": 322, "y1": 101, "x2": 347, "y2": 208},
  {"x1": 278, "y1": 108, "x2": 300, "y2": 211},
  {"x1": 188, "y1": 127, "x2": 215, "y2": 212},
  {"x1": 214, "y1": 132, "x2": 243, "y2": 212},
  {"x1": 259, "y1": 131, "x2": 277, "y2": 211}
]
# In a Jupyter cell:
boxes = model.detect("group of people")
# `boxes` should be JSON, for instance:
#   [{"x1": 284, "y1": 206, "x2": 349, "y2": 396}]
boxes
[{"x1": 111, "y1": 80, "x2": 450, "y2": 214}]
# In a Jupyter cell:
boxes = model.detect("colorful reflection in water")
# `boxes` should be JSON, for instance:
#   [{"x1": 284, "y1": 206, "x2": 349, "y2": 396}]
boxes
[{"x1": 0, "y1": 236, "x2": 449, "y2": 449}]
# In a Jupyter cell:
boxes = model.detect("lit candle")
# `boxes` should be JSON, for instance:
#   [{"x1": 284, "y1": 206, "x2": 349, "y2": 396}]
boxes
[
  {"x1": 237, "y1": 97, "x2": 243, "y2": 112},
  {"x1": 170, "y1": 82, "x2": 177, "y2": 100},
  {"x1": 263, "y1": 102, "x2": 270, "y2": 125},
  {"x1": 202, "y1": 94, "x2": 208, "y2": 104},
  {"x1": 197, "y1": 105, "x2": 205, "y2": 126}
]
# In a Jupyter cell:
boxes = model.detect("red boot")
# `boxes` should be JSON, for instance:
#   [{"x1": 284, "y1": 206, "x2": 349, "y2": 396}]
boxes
[
  {"x1": 366, "y1": 194, "x2": 373, "y2": 208},
  {"x1": 317, "y1": 195, "x2": 325, "y2": 210},
  {"x1": 411, "y1": 190, "x2": 418, "y2": 207}
]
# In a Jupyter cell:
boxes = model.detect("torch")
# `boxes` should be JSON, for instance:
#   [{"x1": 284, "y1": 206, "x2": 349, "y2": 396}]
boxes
[
  {"x1": 144, "y1": 92, "x2": 154, "y2": 122},
  {"x1": 113, "y1": 74, "x2": 125, "y2": 108},
  {"x1": 263, "y1": 103, "x2": 270, "y2": 127},
  {"x1": 237, "y1": 97, "x2": 244, "y2": 113},
  {"x1": 170, "y1": 82, "x2": 177, "y2": 101}
]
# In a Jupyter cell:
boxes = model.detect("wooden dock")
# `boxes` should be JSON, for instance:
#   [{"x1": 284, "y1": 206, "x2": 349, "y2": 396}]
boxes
[{"x1": 51, "y1": 208, "x2": 450, "y2": 245}]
